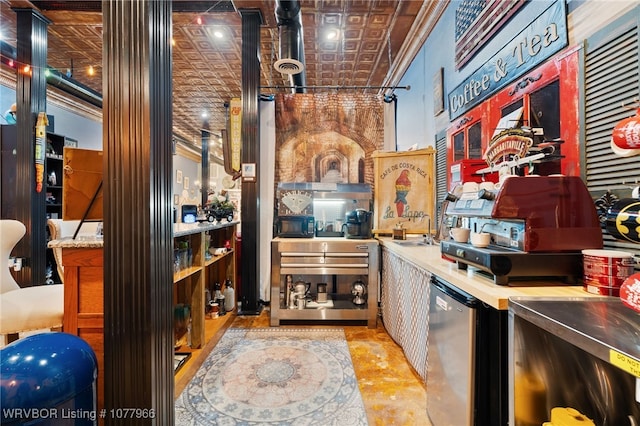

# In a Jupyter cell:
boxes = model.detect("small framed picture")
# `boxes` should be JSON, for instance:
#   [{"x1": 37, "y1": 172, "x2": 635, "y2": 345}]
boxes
[
  {"x1": 173, "y1": 194, "x2": 179, "y2": 205},
  {"x1": 184, "y1": 177, "x2": 189, "y2": 190},
  {"x1": 176, "y1": 170, "x2": 183, "y2": 184},
  {"x1": 242, "y1": 163, "x2": 256, "y2": 182}
]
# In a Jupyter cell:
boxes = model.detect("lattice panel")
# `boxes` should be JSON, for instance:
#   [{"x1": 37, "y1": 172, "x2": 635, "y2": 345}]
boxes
[
  {"x1": 398, "y1": 263, "x2": 430, "y2": 381},
  {"x1": 380, "y1": 248, "x2": 405, "y2": 346},
  {"x1": 381, "y1": 248, "x2": 431, "y2": 381}
]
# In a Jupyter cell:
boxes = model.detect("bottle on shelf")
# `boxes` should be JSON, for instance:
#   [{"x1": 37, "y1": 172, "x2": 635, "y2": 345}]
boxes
[
  {"x1": 214, "y1": 282, "x2": 226, "y2": 316},
  {"x1": 223, "y1": 279, "x2": 235, "y2": 312},
  {"x1": 186, "y1": 318, "x2": 192, "y2": 348}
]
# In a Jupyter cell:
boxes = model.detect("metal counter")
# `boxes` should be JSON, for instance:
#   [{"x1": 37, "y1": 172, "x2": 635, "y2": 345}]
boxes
[
  {"x1": 509, "y1": 297, "x2": 640, "y2": 364},
  {"x1": 508, "y1": 297, "x2": 640, "y2": 426}
]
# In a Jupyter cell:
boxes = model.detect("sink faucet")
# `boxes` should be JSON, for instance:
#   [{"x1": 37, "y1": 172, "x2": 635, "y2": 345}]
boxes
[{"x1": 423, "y1": 214, "x2": 433, "y2": 245}]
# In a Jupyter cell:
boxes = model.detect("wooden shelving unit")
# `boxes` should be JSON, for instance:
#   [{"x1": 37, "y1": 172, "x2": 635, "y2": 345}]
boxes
[
  {"x1": 173, "y1": 221, "x2": 238, "y2": 358},
  {"x1": 55, "y1": 221, "x2": 239, "y2": 410},
  {"x1": 45, "y1": 133, "x2": 78, "y2": 284}
]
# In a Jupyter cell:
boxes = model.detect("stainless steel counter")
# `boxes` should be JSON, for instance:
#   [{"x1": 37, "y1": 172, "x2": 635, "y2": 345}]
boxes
[
  {"x1": 508, "y1": 297, "x2": 640, "y2": 425},
  {"x1": 509, "y1": 297, "x2": 640, "y2": 367}
]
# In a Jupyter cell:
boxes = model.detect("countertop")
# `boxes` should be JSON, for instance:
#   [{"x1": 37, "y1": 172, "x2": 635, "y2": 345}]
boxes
[
  {"x1": 378, "y1": 236, "x2": 601, "y2": 310},
  {"x1": 49, "y1": 220, "x2": 239, "y2": 248},
  {"x1": 509, "y1": 297, "x2": 640, "y2": 365}
]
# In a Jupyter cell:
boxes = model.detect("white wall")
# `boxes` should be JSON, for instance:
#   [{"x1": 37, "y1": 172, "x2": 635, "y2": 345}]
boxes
[
  {"x1": 1, "y1": 84, "x2": 102, "y2": 148},
  {"x1": 2, "y1": 82, "x2": 224, "y2": 214}
]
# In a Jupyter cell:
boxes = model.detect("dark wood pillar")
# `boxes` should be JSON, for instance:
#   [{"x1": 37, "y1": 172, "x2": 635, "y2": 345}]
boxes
[
  {"x1": 201, "y1": 129, "x2": 210, "y2": 207},
  {"x1": 238, "y1": 9, "x2": 263, "y2": 314},
  {"x1": 13, "y1": 8, "x2": 50, "y2": 286},
  {"x1": 102, "y1": 1, "x2": 174, "y2": 423}
]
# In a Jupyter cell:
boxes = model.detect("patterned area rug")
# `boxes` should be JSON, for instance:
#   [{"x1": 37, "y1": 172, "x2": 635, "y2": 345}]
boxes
[{"x1": 175, "y1": 328, "x2": 368, "y2": 425}]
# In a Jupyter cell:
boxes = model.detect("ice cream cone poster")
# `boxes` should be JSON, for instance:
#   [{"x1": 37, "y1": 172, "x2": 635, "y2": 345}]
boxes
[{"x1": 372, "y1": 148, "x2": 436, "y2": 235}]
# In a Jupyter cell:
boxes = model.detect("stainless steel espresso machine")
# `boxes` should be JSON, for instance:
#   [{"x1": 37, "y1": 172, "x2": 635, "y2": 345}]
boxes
[{"x1": 440, "y1": 176, "x2": 604, "y2": 285}]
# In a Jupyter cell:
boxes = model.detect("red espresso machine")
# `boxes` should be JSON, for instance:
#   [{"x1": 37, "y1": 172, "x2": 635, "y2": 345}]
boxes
[{"x1": 440, "y1": 176, "x2": 604, "y2": 285}]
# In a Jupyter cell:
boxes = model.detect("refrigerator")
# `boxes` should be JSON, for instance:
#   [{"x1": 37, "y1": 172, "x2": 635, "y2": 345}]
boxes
[{"x1": 427, "y1": 276, "x2": 507, "y2": 425}]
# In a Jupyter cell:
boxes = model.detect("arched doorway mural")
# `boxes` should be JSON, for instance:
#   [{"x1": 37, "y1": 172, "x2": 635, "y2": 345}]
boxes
[
  {"x1": 274, "y1": 93, "x2": 385, "y2": 186},
  {"x1": 279, "y1": 130, "x2": 365, "y2": 183}
]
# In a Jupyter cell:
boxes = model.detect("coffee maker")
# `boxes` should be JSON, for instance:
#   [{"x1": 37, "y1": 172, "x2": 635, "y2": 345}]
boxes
[{"x1": 345, "y1": 209, "x2": 373, "y2": 239}]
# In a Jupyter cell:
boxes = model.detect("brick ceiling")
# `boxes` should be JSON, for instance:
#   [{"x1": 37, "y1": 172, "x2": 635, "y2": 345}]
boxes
[{"x1": 1, "y1": 1, "x2": 440, "y2": 154}]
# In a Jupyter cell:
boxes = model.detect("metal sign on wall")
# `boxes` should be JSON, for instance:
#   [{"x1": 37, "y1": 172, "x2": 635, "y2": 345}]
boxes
[{"x1": 448, "y1": 0, "x2": 567, "y2": 120}]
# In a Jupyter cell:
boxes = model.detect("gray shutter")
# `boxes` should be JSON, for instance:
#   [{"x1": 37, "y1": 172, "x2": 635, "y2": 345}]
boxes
[
  {"x1": 435, "y1": 134, "x2": 448, "y2": 237},
  {"x1": 584, "y1": 9, "x2": 640, "y2": 257}
]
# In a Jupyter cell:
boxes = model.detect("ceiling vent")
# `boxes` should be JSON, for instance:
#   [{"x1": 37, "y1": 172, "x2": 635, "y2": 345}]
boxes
[
  {"x1": 274, "y1": 58, "x2": 304, "y2": 75},
  {"x1": 275, "y1": 0, "x2": 306, "y2": 92}
]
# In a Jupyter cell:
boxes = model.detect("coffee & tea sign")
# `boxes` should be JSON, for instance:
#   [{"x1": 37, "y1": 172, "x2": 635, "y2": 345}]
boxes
[
  {"x1": 372, "y1": 148, "x2": 436, "y2": 235},
  {"x1": 448, "y1": 0, "x2": 567, "y2": 120}
]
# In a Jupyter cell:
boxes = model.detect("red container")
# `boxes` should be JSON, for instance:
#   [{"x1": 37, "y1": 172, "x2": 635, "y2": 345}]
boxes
[
  {"x1": 584, "y1": 273, "x2": 630, "y2": 288},
  {"x1": 583, "y1": 284, "x2": 621, "y2": 297},
  {"x1": 582, "y1": 249, "x2": 635, "y2": 286}
]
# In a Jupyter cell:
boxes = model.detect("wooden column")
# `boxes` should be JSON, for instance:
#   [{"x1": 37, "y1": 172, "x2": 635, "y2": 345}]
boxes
[
  {"x1": 238, "y1": 9, "x2": 263, "y2": 314},
  {"x1": 13, "y1": 8, "x2": 50, "y2": 286},
  {"x1": 102, "y1": 1, "x2": 174, "y2": 423},
  {"x1": 201, "y1": 129, "x2": 210, "y2": 207}
]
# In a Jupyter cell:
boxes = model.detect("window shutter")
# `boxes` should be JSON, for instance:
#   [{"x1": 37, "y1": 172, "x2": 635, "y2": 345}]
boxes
[{"x1": 584, "y1": 12, "x2": 640, "y2": 256}]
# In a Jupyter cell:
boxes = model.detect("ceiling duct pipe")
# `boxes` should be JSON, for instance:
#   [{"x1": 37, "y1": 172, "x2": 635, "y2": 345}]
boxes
[
  {"x1": 274, "y1": 0, "x2": 306, "y2": 93},
  {"x1": 2, "y1": 40, "x2": 209, "y2": 159},
  {"x1": 1, "y1": 40, "x2": 102, "y2": 108}
]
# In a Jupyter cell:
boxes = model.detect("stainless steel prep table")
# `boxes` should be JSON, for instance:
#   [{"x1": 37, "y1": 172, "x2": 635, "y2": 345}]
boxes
[{"x1": 508, "y1": 297, "x2": 640, "y2": 425}]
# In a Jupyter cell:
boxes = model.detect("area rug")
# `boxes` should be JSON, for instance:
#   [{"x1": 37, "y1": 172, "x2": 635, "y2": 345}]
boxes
[{"x1": 175, "y1": 328, "x2": 368, "y2": 425}]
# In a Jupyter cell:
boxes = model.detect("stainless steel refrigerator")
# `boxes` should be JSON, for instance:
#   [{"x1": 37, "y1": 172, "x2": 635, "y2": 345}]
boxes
[{"x1": 427, "y1": 276, "x2": 507, "y2": 426}]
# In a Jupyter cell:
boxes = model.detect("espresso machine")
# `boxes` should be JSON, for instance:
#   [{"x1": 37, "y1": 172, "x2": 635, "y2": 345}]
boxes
[{"x1": 440, "y1": 176, "x2": 604, "y2": 285}]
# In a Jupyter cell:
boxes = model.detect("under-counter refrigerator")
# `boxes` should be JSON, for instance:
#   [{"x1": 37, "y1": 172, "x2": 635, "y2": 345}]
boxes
[{"x1": 427, "y1": 276, "x2": 507, "y2": 426}]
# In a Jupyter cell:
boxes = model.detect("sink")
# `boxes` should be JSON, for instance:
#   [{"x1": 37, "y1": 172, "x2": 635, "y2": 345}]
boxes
[{"x1": 393, "y1": 239, "x2": 429, "y2": 246}]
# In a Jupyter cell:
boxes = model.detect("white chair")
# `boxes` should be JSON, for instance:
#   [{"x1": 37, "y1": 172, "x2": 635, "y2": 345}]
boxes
[{"x1": 0, "y1": 219, "x2": 64, "y2": 345}]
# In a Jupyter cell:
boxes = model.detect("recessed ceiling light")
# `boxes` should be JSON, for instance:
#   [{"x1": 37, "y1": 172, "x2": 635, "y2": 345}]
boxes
[
  {"x1": 201, "y1": 111, "x2": 209, "y2": 118},
  {"x1": 213, "y1": 30, "x2": 224, "y2": 39},
  {"x1": 326, "y1": 29, "x2": 340, "y2": 41}
]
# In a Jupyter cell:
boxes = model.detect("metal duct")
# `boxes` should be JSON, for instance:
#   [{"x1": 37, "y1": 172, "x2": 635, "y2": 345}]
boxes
[
  {"x1": 45, "y1": 68, "x2": 103, "y2": 107},
  {"x1": 274, "y1": 0, "x2": 306, "y2": 93},
  {"x1": 1, "y1": 40, "x2": 102, "y2": 108},
  {"x1": 1, "y1": 40, "x2": 212, "y2": 161}
]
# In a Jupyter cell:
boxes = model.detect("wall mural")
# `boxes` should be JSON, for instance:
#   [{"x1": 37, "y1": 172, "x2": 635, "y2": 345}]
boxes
[{"x1": 274, "y1": 93, "x2": 385, "y2": 187}]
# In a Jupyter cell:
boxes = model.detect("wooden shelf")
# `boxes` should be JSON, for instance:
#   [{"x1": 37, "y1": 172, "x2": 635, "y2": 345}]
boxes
[
  {"x1": 57, "y1": 222, "x2": 238, "y2": 411},
  {"x1": 204, "y1": 248, "x2": 234, "y2": 267},
  {"x1": 173, "y1": 265, "x2": 201, "y2": 283},
  {"x1": 173, "y1": 223, "x2": 237, "y2": 353},
  {"x1": 174, "y1": 309, "x2": 236, "y2": 397}
]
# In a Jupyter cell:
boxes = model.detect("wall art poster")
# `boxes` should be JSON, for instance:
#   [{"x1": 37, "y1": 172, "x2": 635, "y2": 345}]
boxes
[{"x1": 372, "y1": 148, "x2": 436, "y2": 235}]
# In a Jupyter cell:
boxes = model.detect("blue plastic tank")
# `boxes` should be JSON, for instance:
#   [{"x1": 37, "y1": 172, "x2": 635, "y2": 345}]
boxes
[{"x1": 1, "y1": 332, "x2": 97, "y2": 425}]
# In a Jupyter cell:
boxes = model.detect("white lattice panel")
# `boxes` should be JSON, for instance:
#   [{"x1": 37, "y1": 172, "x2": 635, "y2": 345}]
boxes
[
  {"x1": 380, "y1": 248, "x2": 405, "y2": 346},
  {"x1": 380, "y1": 248, "x2": 431, "y2": 381},
  {"x1": 399, "y1": 264, "x2": 430, "y2": 381}
]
